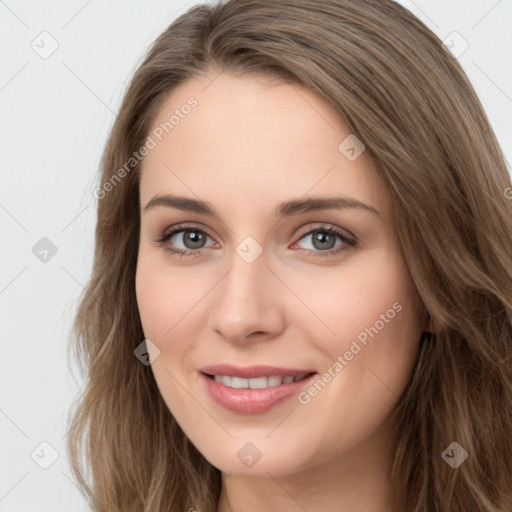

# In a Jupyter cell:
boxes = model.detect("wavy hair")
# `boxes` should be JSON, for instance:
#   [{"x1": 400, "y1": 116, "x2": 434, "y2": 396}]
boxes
[{"x1": 66, "y1": 0, "x2": 512, "y2": 510}]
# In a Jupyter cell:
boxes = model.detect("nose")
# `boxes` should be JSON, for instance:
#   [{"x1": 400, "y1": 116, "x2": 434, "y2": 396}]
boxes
[{"x1": 207, "y1": 248, "x2": 286, "y2": 345}]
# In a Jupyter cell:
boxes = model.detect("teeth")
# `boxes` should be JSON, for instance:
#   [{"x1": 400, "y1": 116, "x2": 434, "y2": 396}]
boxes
[
  {"x1": 212, "y1": 374, "x2": 310, "y2": 389},
  {"x1": 248, "y1": 377, "x2": 268, "y2": 389},
  {"x1": 267, "y1": 376, "x2": 283, "y2": 387},
  {"x1": 231, "y1": 376, "x2": 249, "y2": 388}
]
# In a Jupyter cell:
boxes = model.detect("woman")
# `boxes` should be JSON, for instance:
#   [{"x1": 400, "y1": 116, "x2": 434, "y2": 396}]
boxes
[{"x1": 66, "y1": 1, "x2": 512, "y2": 511}]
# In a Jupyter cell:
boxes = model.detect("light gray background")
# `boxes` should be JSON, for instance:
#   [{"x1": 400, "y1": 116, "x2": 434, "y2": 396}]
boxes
[{"x1": 1, "y1": 0, "x2": 511, "y2": 510}]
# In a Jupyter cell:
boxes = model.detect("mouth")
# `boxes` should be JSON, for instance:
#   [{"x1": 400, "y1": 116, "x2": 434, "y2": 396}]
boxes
[{"x1": 199, "y1": 364, "x2": 318, "y2": 414}]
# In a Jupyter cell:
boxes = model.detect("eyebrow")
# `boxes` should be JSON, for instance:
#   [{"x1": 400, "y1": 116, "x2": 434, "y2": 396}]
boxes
[{"x1": 143, "y1": 194, "x2": 381, "y2": 218}]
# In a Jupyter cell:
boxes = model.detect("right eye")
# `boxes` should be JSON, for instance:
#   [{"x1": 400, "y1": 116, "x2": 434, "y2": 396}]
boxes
[{"x1": 154, "y1": 224, "x2": 217, "y2": 257}]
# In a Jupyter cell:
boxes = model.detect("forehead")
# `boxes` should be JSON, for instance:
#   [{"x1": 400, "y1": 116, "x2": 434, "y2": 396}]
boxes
[{"x1": 139, "y1": 72, "x2": 391, "y2": 220}]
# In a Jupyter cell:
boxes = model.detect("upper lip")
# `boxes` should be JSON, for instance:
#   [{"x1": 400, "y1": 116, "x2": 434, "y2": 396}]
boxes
[{"x1": 200, "y1": 364, "x2": 317, "y2": 379}]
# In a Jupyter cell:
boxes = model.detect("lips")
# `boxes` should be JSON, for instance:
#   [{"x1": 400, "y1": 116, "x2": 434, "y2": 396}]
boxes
[{"x1": 199, "y1": 364, "x2": 318, "y2": 414}]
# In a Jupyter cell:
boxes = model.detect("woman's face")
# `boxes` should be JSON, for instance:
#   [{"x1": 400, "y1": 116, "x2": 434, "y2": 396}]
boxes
[{"x1": 135, "y1": 71, "x2": 426, "y2": 477}]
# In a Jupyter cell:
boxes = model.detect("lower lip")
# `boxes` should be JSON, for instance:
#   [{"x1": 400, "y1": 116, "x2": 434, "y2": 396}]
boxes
[{"x1": 200, "y1": 372, "x2": 317, "y2": 414}]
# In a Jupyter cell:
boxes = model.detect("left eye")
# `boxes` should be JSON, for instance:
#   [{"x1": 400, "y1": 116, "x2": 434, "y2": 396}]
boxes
[
  {"x1": 294, "y1": 228, "x2": 351, "y2": 252},
  {"x1": 157, "y1": 226, "x2": 215, "y2": 255}
]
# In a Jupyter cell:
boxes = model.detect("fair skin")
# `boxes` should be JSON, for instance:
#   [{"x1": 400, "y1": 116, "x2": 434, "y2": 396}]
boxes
[{"x1": 135, "y1": 70, "x2": 426, "y2": 512}]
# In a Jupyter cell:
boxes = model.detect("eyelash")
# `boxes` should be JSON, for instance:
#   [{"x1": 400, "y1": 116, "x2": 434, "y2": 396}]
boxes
[{"x1": 154, "y1": 223, "x2": 357, "y2": 259}]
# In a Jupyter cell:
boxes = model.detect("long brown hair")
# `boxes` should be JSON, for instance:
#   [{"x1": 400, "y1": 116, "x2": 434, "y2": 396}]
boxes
[{"x1": 66, "y1": 0, "x2": 512, "y2": 510}]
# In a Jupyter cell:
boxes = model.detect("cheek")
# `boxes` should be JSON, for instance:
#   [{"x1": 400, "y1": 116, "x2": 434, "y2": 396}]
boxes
[
  {"x1": 135, "y1": 260, "x2": 197, "y2": 411},
  {"x1": 135, "y1": 253, "x2": 204, "y2": 340},
  {"x1": 134, "y1": 254, "x2": 215, "y2": 397},
  {"x1": 135, "y1": 264, "x2": 172, "y2": 340},
  {"x1": 302, "y1": 252, "x2": 423, "y2": 394},
  {"x1": 296, "y1": 275, "x2": 422, "y2": 454},
  {"x1": 295, "y1": 258, "x2": 411, "y2": 350}
]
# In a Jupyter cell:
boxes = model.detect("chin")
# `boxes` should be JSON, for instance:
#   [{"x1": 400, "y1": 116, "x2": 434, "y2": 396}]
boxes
[{"x1": 189, "y1": 434, "x2": 314, "y2": 477}]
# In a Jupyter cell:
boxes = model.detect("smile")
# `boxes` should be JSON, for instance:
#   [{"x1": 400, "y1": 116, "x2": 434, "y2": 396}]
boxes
[{"x1": 199, "y1": 364, "x2": 318, "y2": 414}]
